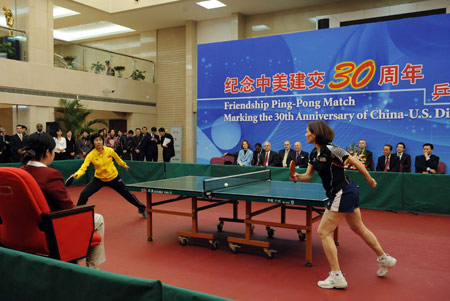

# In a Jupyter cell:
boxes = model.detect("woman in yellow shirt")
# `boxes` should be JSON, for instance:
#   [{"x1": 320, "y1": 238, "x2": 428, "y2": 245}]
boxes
[{"x1": 73, "y1": 133, "x2": 147, "y2": 218}]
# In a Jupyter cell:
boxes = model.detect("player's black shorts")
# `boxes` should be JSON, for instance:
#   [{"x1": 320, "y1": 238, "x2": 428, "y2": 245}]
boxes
[{"x1": 326, "y1": 181, "x2": 359, "y2": 213}]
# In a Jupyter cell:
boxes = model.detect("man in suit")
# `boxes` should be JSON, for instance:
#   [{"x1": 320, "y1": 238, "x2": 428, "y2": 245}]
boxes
[
  {"x1": 376, "y1": 144, "x2": 400, "y2": 172},
  {"x1": 159, "y1": 127, "x2": 175, "y2": 162},
  {"x1": 10, "y1": 124, "x2": 27, "y2": 162},
  {"x1": 279, "y1": 140, "x2": 296, "y2": 168},
  {"x1": 415, "y1": 143, "x2": 439, "y2": 174},
  {"x1": 132, "y1": 128, "x2": 145, "y2": 161},
  {"x1": 293, "y1": 141, "x2": 309, "y2": 168},
  {"x1": 141, "y1": 126, "x2": 151, "y2": 161},
  {"x1": 0, "y1": 127, "x2": 10, "y2": 163},
  {"x1": 261, "y1": 141, "x2": 281, "y2": 167},
  {"x1": 394, "y1": 142, "x2": 411, "y2": 172},
  {"x1": 357, "y1": 139, "x2": 373, "y2": 170},
  {"x1": 34, "y1": 123, "x2": 45, "y2": 135},
  {"x1": 252, "y1": 143, "x2": 263, "y2": 166},
  {"x1": 145, "y1": 127, "x2": 160, "y2": 162}
]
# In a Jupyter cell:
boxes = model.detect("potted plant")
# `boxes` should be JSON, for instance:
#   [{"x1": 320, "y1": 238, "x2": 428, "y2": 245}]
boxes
[
  {"x1": 55, "y1": 98, "x2": 107, "y2": 138},
  {"x1": 114, "y1": 66, "x2": 125, "y2": 78},
  {"x1": 130, "y1": 69, "x2": 146, "y2": 81},
  {"x1": 63, "y1": 55, "x2": 75, "y2": 69},
  {"x1": 91, "y1": 61, "x2": 105, "y2": 74},
  {"x1": 0, "y1": 42, "x2": 15, "y2": 59}
]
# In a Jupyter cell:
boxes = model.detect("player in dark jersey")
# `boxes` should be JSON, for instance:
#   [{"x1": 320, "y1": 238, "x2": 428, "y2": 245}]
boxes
[{"x1": 291, "y1": 121, "x2": 396, "y2": 289}]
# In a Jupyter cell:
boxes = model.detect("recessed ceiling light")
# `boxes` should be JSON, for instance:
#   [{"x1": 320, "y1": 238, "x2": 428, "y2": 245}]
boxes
[
  {"x1": 53, "y1": 21, "x2": 135, "y2": 42},
  {"x1": 196, "y1": 0, "x2": 226, "y2": 10},
  {"x1": 252, "y1": 25, "x2": 270, "y2": 31},
  {"x1": 53, "y1": 6, "x2": 80, "y2": 19}
]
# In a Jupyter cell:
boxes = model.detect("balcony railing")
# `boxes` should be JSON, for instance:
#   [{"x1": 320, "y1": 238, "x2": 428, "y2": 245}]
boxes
[
  {"x1": 54, "y1": 39, "x2": 155, "y2": 83},
  {"x1": 0, "y1": 25, "x2": 27, "y2": 61}
]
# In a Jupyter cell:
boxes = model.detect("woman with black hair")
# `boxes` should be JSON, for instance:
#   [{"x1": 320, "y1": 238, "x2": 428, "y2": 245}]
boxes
[
  {"x1": 65, "y1": 129, "x2": 76, "y2": 159},
  {"x1": 78, "y1": 130, "x2": 92, "y2": 159},
  {"x1": 21, "y1": 133, "x2": 105, "y2": 269},
  {"x1": 72, "y1": 133, "x2": 147, "y2": 218},
  {"x1": 291, "y1": 121, "x2": 396, "y2": 289},
  {"x1": 53, "y1": 128, "x2": 66, "y2": 160}
]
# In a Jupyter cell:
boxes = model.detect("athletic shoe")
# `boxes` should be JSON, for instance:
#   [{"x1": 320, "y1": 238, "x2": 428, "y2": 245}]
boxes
[
  {"x1": 377, "y1": 254, "x2": 397, "y2": 277},
  {"x1": 317, "y1": 272, "x2": 348, "y2": 289},
  {"x1": 138, "y1": 208, "x2": 147, "y2": 219}
]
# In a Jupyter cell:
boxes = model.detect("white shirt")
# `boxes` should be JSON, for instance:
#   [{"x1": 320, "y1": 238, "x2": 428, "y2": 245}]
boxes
[
  {"x1": 27, "y1": 160, "x2": 47, "y2": 167},
  {"x1": 54, "y1": 137, "x2": 66, "y2": 153}
]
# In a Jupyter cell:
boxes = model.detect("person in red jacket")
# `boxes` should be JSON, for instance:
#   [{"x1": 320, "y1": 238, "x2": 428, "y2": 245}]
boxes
[{"x1": 21, "y1": 133, "x2": 105, "y2": 269}]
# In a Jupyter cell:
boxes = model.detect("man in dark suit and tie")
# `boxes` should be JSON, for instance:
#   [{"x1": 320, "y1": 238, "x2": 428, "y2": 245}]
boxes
[
  {"x1": 279, "y1": 140, "x2": 296, "y2": 167},
  {"x1": 415, "y1": 143, "x2": 439, "y2": 174},
  {"x1": 376, "y1": 144, "x2": 400, "y2": 172},
  {"x1": 132, "y1": 128, "x2": 145, "y2": 161},
  {"x1": 394, "y1": 142, "x2": 411, "y2": 172},
  {"x1": 293, "y1": 141, "x2": 309, "y2": 168},
  {"x1": 252, "y1": 143, "x2": 263, "y2": 166},
  {"x1": 159, "y1": 127, "x2": 175, "y2": 162},
  {"x1": 10, "y1": 124, "x2": 27, "y2": 162},
  {"x1": 146, "y1": 127, "x2": 160, "y2": 162},
  {"x1": 357, "y1": 139, "x2": 373, "y2": 170},
  {"x1": 261, "y1": 141, "x2": 281, "y2": 167}
]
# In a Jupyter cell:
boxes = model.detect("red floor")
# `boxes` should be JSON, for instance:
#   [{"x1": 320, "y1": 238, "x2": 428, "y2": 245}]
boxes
[{"x1": 67, "y1": 186, "x2": 450, "y2": 301}]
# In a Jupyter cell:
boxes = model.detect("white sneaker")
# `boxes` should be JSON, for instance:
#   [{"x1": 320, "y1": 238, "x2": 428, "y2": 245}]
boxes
[
  {"x1": 317, "y1": 272, "x2": 348, "y2": 289},
  {"x1": 377, "y1": 254, "x2": 397, "y2": 277}
]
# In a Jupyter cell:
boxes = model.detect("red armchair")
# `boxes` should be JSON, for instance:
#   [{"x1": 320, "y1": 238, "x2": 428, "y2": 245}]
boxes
[
  {"x1": 0, "y1": 167, "x2": 100, "y2": 262},
  {"x1": 209, "y1": 155, "x2": 236, "y2": 165}
]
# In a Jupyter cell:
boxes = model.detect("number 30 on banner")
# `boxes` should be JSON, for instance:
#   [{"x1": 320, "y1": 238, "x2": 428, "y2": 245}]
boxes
[{"x1": 328, "y1": 59, "x2": 376, "y2": 90}]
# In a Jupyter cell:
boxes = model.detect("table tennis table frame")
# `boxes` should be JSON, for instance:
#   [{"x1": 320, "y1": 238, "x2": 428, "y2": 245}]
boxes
[{"x1": 141, "y1": 188, "x2": 338, "y2": 267}]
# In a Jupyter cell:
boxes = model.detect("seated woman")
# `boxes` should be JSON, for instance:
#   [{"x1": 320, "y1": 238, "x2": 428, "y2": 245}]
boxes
[
  {"x1": 236, "y1": 140, "x2": 253, "y2": 166},
  {"x1": 21, "y1": 133, "x2": 105, "y2": 269}
]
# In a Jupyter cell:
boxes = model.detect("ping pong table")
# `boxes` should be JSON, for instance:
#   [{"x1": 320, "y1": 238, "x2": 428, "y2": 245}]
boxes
[{"x1": 126, "y1": 170, "x2": 337, "y2": 266}]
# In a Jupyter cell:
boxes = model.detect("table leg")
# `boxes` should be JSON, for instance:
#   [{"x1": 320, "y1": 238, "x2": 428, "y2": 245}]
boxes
[
  {"x1": 146, "y1": 192, "x2": 153, "y2": 241},
  {"x1": 305, "y1": 206, "x2": 312, "y2": 267},
  {"x1": 192, "y1": 197, "x2": 198, "y2": 233},
  {"x1": 245, "y1": 201, "x2": 252, "y2": 240}
]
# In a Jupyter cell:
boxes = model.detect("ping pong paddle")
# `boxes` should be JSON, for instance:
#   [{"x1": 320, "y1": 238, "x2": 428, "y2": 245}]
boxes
[
  {"x1": 65, "y1": 174, "x2": 76, "y2": 187},
  {"x1": 289, "y1": 160, "x2": 297, "y2": 183}
]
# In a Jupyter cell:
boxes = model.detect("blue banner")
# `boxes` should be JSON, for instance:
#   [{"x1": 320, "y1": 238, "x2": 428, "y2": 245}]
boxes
[{"x1": 197, "y1": 14, "x2": 450, "y2": 173}]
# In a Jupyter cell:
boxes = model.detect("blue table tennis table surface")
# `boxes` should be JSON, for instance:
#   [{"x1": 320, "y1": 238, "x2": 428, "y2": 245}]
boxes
[{"x1": 127, "y1": 176, "x2": 328, "y2": 207}]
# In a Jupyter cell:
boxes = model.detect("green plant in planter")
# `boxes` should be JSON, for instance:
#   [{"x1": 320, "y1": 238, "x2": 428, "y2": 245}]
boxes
[
  {"x1": 114, "y1": 66, "x2": 125, "y2": 78},
  {"x1": 91, "y1": 61, "x2": 105, "y2": 74},
  {"x1": 63, "y1": 55, "x2": 76, "y2": 68},
  {"x1": 0, "y1": 42, "x2": 16, "y2": 58},
  {"x1": 55, "y1": 98, "x2": 107, "y2": 138},
  {"x1": 130, "y1": 69, "x2": 146, "y2": 81}
]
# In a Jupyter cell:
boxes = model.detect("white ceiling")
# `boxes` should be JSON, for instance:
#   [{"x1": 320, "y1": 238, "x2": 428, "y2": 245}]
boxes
[{"x1": 54, "y1": 0, "x2": 341, "y2": 35}]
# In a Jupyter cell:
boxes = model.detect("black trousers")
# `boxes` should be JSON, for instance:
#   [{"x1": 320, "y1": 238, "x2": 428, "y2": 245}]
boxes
[
  {"x1": 163, "y1": 151, "x2": 172, "y2": 162},
  {"x1": 77, "y1": 176, "x2": 146, "y2": 212},
  {"x1": 55, "y1": 152, "x2": 66, "y2": 160},
  {"x1": 146, "y1": 148, "x2": 158, "y2": 162},
  {"x1": 133, "y1": 151, "x2": 144, "y2": 161}
]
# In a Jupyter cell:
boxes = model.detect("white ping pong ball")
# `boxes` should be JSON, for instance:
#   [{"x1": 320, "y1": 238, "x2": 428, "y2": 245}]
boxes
[{"x1": 224, "y1": 183, "x2": 229, "y2": 187}]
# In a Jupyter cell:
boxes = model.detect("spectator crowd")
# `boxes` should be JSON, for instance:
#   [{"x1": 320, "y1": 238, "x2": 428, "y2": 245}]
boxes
[
  {"x1": 222, "y1": 138, "x2": 441, "y2": 174},
  {"x1": 0, "y1": 124, "x2": 176, "y2": 163}
]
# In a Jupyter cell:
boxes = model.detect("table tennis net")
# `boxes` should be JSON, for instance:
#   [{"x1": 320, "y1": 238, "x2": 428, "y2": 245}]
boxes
[{"x1": 203, "y1": 170, "x2": 271, "y2": 193}]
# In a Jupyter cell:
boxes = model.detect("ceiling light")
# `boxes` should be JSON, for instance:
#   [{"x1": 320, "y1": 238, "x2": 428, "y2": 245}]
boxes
[
  {"x1": 252, "y1": 25, "x2": 270, "y2": 31},
  {"x1": 196, "y1": 0, "x2": 226, "y2": 10},
  {"x1": 53, "y1": 6, "x2": 80, "y2": 19},
  {"x1": 54, "y1": 21, "x2": 135, "y2": 42}
]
